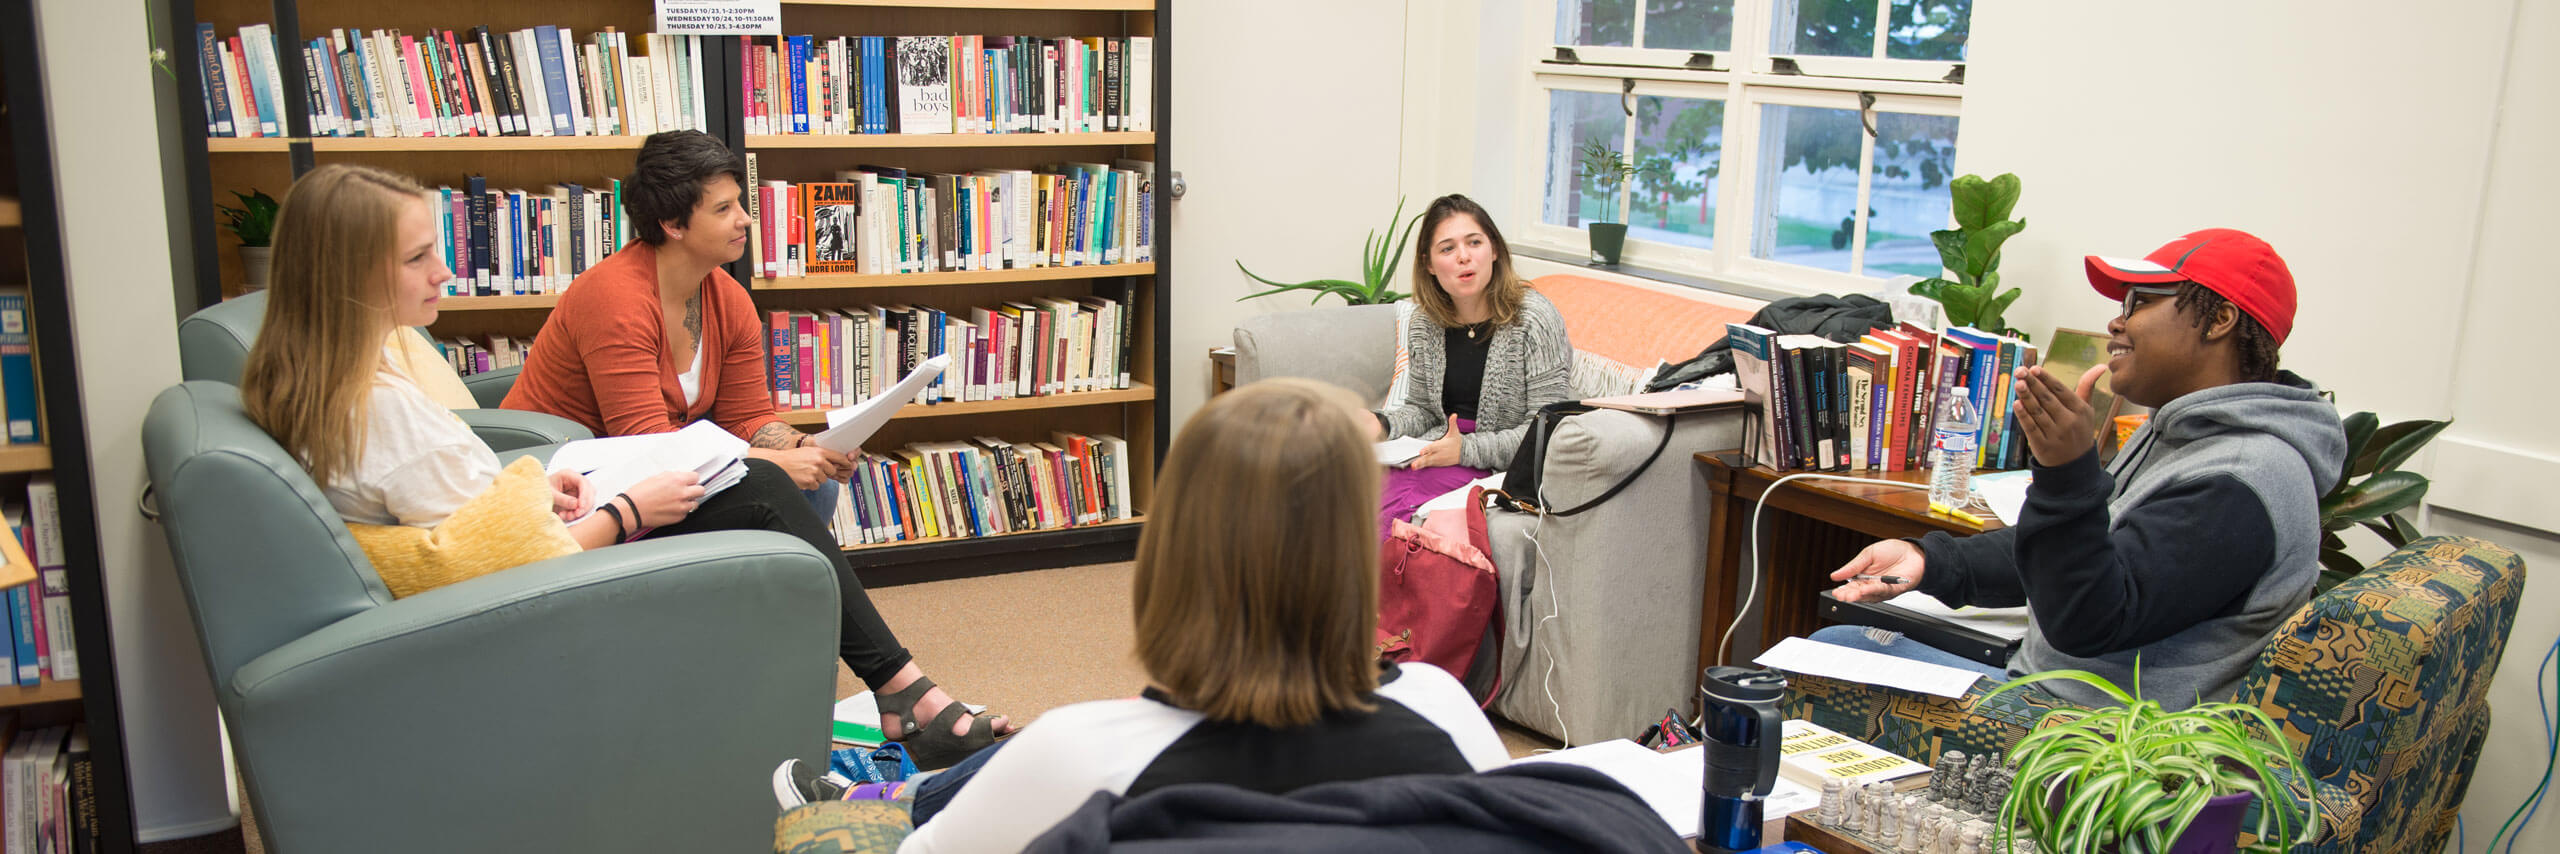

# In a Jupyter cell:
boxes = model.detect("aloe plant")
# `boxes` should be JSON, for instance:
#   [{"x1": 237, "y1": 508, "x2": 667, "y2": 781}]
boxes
[
  {"x1": 1986, "y1": 667, "x2": 2316, "y2": 854},
  {"x1": 1907, "y1": 173, "x2": 2026, "y2": 338},
  {"x1": 1236, "y1": 197, "x2": 1421, "y2": 306},
  {"x1": 2317, "y1": 412, "x2": 2451, "y2": 591}
]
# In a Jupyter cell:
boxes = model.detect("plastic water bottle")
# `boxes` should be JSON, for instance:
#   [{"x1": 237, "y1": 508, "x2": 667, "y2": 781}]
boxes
[{"x1": 1929, "y1": 386, "x2": 1980, "y2": 510}]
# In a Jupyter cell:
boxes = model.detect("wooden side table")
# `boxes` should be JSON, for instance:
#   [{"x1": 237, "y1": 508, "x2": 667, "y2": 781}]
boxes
[
  {"x1": 1693, "y1": 453, "x2": 2006, "y2": 678},
  {"x1": 1209, "y1": 347, "x2": 1236, "y2": 396}
]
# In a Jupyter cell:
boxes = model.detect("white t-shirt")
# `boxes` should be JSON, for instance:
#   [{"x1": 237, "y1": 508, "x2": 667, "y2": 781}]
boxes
[
  {"x1": 319, "y1": 367, "x2": 502, "y2": 528},
  {"x1": 899, "y1": 662, "x2": 1508, "y2": 853},
  {"x1": 675, "y1": 343, "x2": 706, "y2": 408}
]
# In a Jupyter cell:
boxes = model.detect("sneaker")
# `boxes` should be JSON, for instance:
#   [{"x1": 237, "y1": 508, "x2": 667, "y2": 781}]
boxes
[{"x1": 772, "y1": 758, "x2": 850, "y2": 811}]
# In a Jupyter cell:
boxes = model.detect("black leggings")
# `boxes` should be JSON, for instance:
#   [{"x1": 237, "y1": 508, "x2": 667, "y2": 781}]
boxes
[{"x1": 642, "y1": 458, "x2": 912, "y2": 688}]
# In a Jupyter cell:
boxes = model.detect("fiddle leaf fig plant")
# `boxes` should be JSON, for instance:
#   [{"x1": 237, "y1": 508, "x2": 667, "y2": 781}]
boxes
[
  {"x1": 1237, "y1": 196, "x2": 1420, "y2": 306},
  {"x1": 1987, "y1": 667, "x2": 2316, "y2": 854},
  {"x1": 2316, "y1": 411, "x2": 2451, "y2": 591},
  {"x1": 1908, "y1": 173, "x2": 2027, "y2": 338}
]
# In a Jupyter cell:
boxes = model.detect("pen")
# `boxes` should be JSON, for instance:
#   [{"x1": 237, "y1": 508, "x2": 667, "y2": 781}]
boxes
[
  {"x1": 1928, "y1": 502, "x2": 1988, "y2": 527},
  {"x1": 1851, "y1": 574, "x2": 1909, "y2": 585}
]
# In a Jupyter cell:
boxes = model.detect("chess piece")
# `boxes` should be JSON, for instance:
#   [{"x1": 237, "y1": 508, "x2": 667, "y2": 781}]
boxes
[
  {"x1": 1870, "y1": 783, "x2": 1895, "y2": 831},
  {"x1": 1899, "y1": 799, "x2": 1928, "y2": 854},
  {"x1": 1842, "y1": 784, "x2": 1864, "y2": 831},
  {"x1": 1958, "y1": 826, "x2": 1985, "y2": 854},
  {"x1": 1931, "y1": 750, "x2": 1966, "y2": 803},
  {"x1": 1819, "y1": 779, "x2": 1846, "y2": 825}
]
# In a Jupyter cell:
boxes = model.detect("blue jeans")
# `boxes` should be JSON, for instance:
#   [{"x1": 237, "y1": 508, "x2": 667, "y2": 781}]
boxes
[
  {"x1": 804, "y1": 479, "x2": 840, "y2": 521},
  {"x1": 1807, "y1": 624, "x2": 2012, "y2": 681},
  {"x1": 910, "y1": 739, "x2": 1005, "y2": 825}
]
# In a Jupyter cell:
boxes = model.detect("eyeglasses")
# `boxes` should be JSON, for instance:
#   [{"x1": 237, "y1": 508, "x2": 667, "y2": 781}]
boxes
[{"x1": 2118, "y1": 285, "x2": 2181, "y2": 320}]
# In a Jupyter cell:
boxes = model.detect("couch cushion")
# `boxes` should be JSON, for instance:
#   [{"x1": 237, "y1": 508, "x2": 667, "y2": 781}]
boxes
[{"x1": 1530, "y1": 275, "x2": 1758, "y2": 369}]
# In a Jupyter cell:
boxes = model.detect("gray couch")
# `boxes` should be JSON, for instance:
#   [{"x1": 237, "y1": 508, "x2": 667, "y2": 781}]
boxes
[
  {"x1": 142, "y1": 381, "x2": 840, "y2": 852},
  {"x1": 1235, "y1": 305, "x2": 1741, "y2": 746}
]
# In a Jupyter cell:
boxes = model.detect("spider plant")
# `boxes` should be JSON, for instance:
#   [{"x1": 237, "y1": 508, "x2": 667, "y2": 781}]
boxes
[
  {"x1": 1235, "y1": 196, "x2": 1420, "y2": 306},
  {"x1": 1985, "y1": 668, "x2": 2315, "y2": 854}
]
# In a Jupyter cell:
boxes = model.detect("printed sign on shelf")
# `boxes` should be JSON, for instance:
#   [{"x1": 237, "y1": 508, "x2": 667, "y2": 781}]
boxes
[{"x1": 655, "y1": 0, "x2": 781, "y2": 35}]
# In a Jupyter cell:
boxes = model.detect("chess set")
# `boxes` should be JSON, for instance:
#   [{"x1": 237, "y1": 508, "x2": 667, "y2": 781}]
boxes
[{"x1": 1802, "y1": 750, "x2": 2036, "y2": 854}]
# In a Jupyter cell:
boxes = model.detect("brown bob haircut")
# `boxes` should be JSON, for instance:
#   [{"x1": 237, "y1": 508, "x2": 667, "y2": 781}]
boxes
[
  {"x1": 1408, "y1": 193, "x2": 1527, "y2": 330},
  {"x1": 1133, "y1": 378, "x2": 1382, "y2": 727}
]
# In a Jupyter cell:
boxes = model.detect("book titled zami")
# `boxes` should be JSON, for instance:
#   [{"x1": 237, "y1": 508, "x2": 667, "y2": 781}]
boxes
[
  {"x1": 802, "y1": 182, "x2": 863, "y2": 275},
  {"x1": 1778, "y1": 719, "x2": 1931, "y2": 792}
]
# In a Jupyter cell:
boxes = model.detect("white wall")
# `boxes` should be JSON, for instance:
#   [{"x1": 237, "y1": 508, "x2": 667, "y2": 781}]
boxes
[
  {"x1": 30, "y1": 0, "x2": 236, "y2": 842},
  {"x1": 1167, "y1": 0, "x2": 1411, "y2": 428}
]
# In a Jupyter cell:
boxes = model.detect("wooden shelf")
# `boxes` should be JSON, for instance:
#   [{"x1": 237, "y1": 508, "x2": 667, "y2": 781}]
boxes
[
  {"x1": 842, "y1": 514, "x2": 1141, "y2": 554},
  {"x1": 433, "y1": 293, "x2": 562, "y2": 313},
  {"x1": 0, "y1": 445, "x2": 48, "y2": 474},
  {"x1": 747, "y1": 132, "x2": 1153, "y2": 149},
  {"x1": 777, "y1": 384, "x2": 1152, "y2": 425},
  {"x1": 208, "y1": 136, "x2": 650, "y2": 153},
  {"x1": 0, "y1": 198, "x2": 18, "y2": 228},
  {"x1": 759, "y1": 262, "x2": 1152, "y2": 290},
  {"x1": 0, "y1": 679, "x2": 79, "y2": 709},
  {"x1": 785, "y1": 0, "x2": 1153, "y2": 9}
]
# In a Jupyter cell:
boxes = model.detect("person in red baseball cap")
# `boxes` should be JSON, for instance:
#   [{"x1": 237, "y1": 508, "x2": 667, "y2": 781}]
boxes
[{"x1": 1819, "y1": 227, "x2": 2346, "y2": 712}]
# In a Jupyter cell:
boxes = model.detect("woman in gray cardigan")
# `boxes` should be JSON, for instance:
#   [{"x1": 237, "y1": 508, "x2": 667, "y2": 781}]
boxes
[{"x1": 1373, "y1": 195, "x2": 1574, "y2": 532}]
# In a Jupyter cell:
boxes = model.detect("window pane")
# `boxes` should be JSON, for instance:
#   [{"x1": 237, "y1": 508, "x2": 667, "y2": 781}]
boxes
[
  {"x1": 1752, "y1": 105, "x2": 1863, "y2": 273},
  {"x1": 1628, "y1": 95, "x2": 1724, "y2": 250},
  {"x1": 1643, "y1": 0, "x2": 1736, "y2": 52},
  {"x1": 1542, "y1": 90, "x2": 1628, "y2": 230},
  {"x1": 1556, "y1": 0, "x2": 1635, "y2": 47},
  {"x1": 1888, "y1": 0, "x2": 1971, "y2": 61},
  {"x1": 1866, "y1": 112, "x2": 1960, "y2": 277},
  {"x1": 1771, "y1": 0, "x2": 1878, "y2": 58}
]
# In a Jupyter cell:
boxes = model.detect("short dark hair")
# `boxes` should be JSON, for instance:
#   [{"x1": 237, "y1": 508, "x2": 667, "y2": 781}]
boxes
[
  {"x1": 623, "y1": 130, "x2": 745, "y2": 245},
  {"x1": 2173, "y1": 282, "x2": 2282, "y2": 383}
]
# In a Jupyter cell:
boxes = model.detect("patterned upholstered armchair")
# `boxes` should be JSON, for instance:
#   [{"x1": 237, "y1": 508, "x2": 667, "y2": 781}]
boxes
[{"x1": 1780, "y1": 536, "x2": 2526, "y2": 853}]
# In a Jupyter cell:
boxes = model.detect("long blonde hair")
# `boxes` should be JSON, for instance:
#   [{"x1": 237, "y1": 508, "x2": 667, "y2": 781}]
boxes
[
  {"x1": 1409, "y1": 194, "x2": 1526, "y2": 329},
  {"x1": 1133, "y1": 379, "x2": 1383, "y2": 727},
  {"x1": 241, "y1": 164, "x2": 425, "y2": 486}
]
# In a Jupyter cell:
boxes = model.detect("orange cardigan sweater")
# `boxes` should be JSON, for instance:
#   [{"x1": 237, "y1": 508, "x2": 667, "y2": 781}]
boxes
[{"x1": 502, "y1": 241, "x2": 785, "y2": 442}]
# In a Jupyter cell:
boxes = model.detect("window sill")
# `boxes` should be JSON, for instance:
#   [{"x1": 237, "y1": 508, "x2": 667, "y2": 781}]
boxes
[{"x1": 1511, "y1": 243, "x2": 1804, "y2": 305}]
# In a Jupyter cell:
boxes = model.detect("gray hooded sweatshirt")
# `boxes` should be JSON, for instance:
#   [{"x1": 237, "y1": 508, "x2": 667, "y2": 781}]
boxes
[{"x1": 1917, "y1": 371, "x2": 2346, "y2": 709}]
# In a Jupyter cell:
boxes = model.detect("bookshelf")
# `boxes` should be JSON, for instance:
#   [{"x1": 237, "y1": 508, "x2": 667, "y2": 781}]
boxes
[
  {"x1": 4, "y1": 4, "x2": 138, "y2": 848},
  {"x1": 177, "y1": 0, "x2": 1171, "y2": 577}
]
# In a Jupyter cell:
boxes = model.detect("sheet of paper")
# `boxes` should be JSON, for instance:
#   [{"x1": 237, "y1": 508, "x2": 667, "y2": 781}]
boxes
[
  {"x1": 1882, "y1": 590, "x2": 2031, "y2": 642},
  {"x1": 1511, "y1": 740, "x2": 1812, "y2": 838},
  {"x1": 814, "y1": 355, "x2": 951, "y2": 453},
  {"x1": 548, "y1": 421, "x2": 750, "y2": 522},
  {"x1": 1754, "y1": 636, "x2": 1984, "y2": 698},
  {"x1": 1415, "y1": 472, "x2": 1505, "y2": 518},
  {"x1": 1971, "y1": 469, "x2": 2034, "y2": 526},
  {"x1": 1375, "y1": 436, "x2": 1429, "y2": 466}
]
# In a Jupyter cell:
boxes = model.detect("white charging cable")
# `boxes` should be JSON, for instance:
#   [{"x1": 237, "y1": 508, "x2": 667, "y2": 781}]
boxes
[{"x1": 1712, "y1": 471, "x2": 1993, "y2": 668}]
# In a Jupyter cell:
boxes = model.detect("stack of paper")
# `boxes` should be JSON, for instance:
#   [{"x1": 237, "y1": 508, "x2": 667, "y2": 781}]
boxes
[
  {"x1": 1511, "y1": 739, "x2": 1815, "y2": 838},
  {"x1": 544, "y1": 421, "x2": 749, "y2": 522},
  {"x1": 815, "y1": 355, "x2": 950, "y2": 453},
  {"x1": 1375, "y1": 437, "x2": 1429, "y2": 466}
]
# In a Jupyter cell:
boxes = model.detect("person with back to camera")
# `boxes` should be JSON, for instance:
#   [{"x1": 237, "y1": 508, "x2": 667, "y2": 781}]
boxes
[
  {"x1": 1818, "y1": 228, "x2": 2345, "y2": 710},
  {"x1": 1372, "y1": 194, "x2": 1575, "y2": 533},
  {"x1": 244, "y1": 163, "x2": 1009, "y2": 770},
  {"x1": 873, "y1": 378, "x2": 1511, "y2": 852},
  {"x1": 503, "y1": 130, "x2": 854, "y2": 519}
]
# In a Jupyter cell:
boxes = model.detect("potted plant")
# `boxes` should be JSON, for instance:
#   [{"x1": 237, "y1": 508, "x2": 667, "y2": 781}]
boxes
[
  {"x1": 1907, "y1": 173, "x2": 2028, "y2": 338},
  {"x1": 1986, "y1": 668, "x2": 2316, "y2": 854},
  {"x1": 2316, "y1": 412, "x2": 2452, "y2": 591},
  {"x1": 1235, "y1": 196, "x2": 1421, "y2": 306},
  {"x1": 216, "y1": 189, "x2": 281, "y2": 291},
  {"x1": 1574, "y1": 140, "x2": 1665, "y2": 266}
]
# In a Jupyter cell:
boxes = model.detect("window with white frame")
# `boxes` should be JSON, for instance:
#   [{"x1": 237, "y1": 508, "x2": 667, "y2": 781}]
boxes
[{"x1": 1527, "y1": 0, "x2": 1970, "y2": 293}]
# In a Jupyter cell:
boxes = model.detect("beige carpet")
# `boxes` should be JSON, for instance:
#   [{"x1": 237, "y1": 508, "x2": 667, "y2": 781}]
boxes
[{"x1": 153, "y1": 561, "x2": 1559, "y2": 853}]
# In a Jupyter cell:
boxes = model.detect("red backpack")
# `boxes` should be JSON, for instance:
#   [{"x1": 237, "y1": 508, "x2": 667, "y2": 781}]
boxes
[{"x1": 1377, "y1": 487, "x2": 1502, "y2": 705}]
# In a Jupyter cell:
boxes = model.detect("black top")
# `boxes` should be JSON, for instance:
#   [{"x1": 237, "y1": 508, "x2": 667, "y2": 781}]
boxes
[
  {"x1": 1125, "y1": 666, "x2": 1476, "y2": 798},
  {"x1": 1440, "y1": 324, "x2": 1494, "y2": 421}
]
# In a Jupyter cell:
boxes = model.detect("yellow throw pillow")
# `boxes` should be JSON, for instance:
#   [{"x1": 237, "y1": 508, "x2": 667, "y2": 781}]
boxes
[{"x1": 348, "y1": 456, "x2": 583, "y2": 598}]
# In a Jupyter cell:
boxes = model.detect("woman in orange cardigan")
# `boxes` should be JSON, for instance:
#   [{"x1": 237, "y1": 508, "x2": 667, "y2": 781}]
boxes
[{"x1": 506, "y1": 131, "x2": 1011, "y2": 767}]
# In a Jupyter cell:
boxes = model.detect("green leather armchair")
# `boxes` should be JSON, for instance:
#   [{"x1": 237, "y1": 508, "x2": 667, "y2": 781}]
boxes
[
  {"x1": 143, "y1": 381, "x2": 840, "y2": 853},
  {"x1": 177, "y1": 291, "x2": 590, "y2": 451}
]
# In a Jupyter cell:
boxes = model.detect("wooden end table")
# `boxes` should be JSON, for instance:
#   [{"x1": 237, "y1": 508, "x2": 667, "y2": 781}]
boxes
[{"x1": 1693, "y1": 453, "x2": 2009, "y2": 681}]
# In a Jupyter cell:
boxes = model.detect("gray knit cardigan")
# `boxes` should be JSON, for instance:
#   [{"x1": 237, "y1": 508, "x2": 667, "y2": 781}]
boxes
[{"x1": 1376, "y1": 289, "x2": 1575, "y2": 470}]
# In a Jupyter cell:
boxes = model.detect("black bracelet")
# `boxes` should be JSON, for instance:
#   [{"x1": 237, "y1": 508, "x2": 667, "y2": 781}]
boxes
[
  {"x1": 596, "y1": 501, "x2": 628, "y2": 541},
  {"x1": 617, "y1": 493, "x2": 641, "y2": 526}
]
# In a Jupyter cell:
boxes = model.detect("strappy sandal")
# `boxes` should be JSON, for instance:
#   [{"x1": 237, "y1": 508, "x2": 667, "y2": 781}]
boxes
[{"x1": 874, "y1": 676, "x2": 1006, "y2": 771}]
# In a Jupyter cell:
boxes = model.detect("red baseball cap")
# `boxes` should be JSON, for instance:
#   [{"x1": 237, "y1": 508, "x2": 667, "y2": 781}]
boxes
[{"x1": 2084, "y1": 228, "x2": 2296, "y2": 345}]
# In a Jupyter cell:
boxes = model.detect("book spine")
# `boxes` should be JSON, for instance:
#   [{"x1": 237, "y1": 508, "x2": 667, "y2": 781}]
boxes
[
  {"x1": 9, "y1": 587, "x2": 36, "y2": 685},
  {"x1": 0, "y1": 292, "x2": 36, "y2": 444},
  {"x1": 533, "y1": 26, "x2": 574, "y2": 135},
  {"x1": 196, "y1": 24, "x2": 234, "y2": 136}
]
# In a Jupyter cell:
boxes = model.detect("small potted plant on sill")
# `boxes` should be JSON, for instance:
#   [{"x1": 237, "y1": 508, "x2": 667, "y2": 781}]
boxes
[
  {"x1": 216, "y1": 188, "x2": 281, "y2": 291},
  {"x1": 1234, "y1": 196, "x2": 1421, "y2": 306},
  {"x1": 1574, "y1": 140, "x2": 1667, "y2": 266},
  {"x1": 1986, "y1": 667, "x2": 2316, "y2": 854}
]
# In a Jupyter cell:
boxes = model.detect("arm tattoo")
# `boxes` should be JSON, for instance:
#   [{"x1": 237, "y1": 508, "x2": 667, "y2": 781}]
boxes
[
  {"x1": 750, "y1": 421, "x2": 806, "y2": 450},
  {"x1": 683, "y1": 293, "x2": 702, "y2": 350}
]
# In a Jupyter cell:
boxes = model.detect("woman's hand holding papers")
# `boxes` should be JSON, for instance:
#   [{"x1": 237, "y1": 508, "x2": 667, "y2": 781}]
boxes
[
  {"x1": 546, "y1": 469, "x2": 595, "y2": 523},
  {"x1": 751, "y1": 445, "x2": 856, "y2": 489},
  {"x1": 1829, "y1": 540, "x2": 1925, "y2": 602},
  {"x1": 623, "y1": 471, "x2": 707, "y2": 526}
]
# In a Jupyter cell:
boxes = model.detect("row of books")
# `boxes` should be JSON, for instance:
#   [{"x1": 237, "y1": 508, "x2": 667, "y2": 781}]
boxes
[
  {"x1": 1726, "y1": 322, "x2": 2039, "y2": 473},
  {"x1": 823, "y1": 433, "x2": 1133, "y2": 547},
  {"x1": 195, "y1": 23, "x2": 714, "y2": 139},
  {"x1": 740, "y1": 34, "x2": 1153, "y2": 137},
  {"x1": 0, "y1": 478, "x2": 76, "y2": 688},
  {"x1": 0, "y1": 717, "x2": 91, "y2": 854},
  {"x1": 439, "y1": 337, "x2": 532, "y2": 378},
  {"x1": 765, "y1": 288, "x2": 1135, "y2": 411},
  {"x1": 425, "y1": 178, "x2": 628, "y2": 297},
  {"x1": 745, "y1": 158, "x2": 1156, "y2": 279}
]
